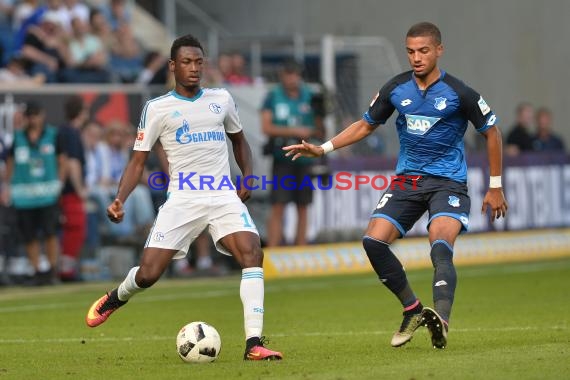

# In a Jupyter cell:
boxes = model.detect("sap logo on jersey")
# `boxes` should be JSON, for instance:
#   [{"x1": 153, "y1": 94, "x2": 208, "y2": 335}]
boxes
[{"x1": 405, "y1": 114, "x2": 441, "y2": 135}]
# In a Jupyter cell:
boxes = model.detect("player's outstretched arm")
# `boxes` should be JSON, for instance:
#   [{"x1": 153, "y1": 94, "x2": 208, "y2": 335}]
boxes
[
  {"x1": 481, "y1": 125, "x2": 508, "y2": 222},
  {"x1": 108, "y1": 150, "x2": 149, "y2": 223},
  {"x1": 227, "y1": 131, "x2": 253, "y2": 202},
  {"x1": 283, "y1": 119, "x2": 377, "y2": 161}
]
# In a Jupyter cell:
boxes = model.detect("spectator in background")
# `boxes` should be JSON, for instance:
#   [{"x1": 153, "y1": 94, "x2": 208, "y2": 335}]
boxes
[
  {"x1": 217, "y1": 52, "x2": 232, "y2": 81},
  {"x1": 2, "y1": 101, "x2": 65, "y2": 285},
  {"x1": 226, "y1": 52, "x2": 252, "y2": 85},
  {"x1": 0, "y1": 0, "x2": 16, "y2": 64},
  {"x1": 89, "y1": 7, "x2": 142, "y2": 82},
  {"x1": 12, "y1": 0, "x2": 39, "y2": 31},
  {"x1": 0, "y1": 56, "x2": 45, "y2": 85},
  {"x1": 13, "y1": 0, "x2": 71, "y2": 54},
  {"x1": 58, "y1": 95, "x2": 88, "y2": 282},
  {"x1": 63, "y1": 0, "x2": 89, "y2": 23},
  {"x1": 0, "y1": 134, "x2": 12, "y2": 286},
  {"x1": 82, "y1": 120, "x2": 106, "y2": 192},
  {"x1": 102, "y1": 0, "x2": 130, "y2": 31},
  {"x1": 44, "y1": 0, "x2": 72, "y2": 32},
  {"x1": 532, "y1": 107, "x2": 565, "y2": 152},
  {"x1": 261, "y1": 59, "x2": 324, "y2": 246},
  {"x1": 202, "y1": 57, "x2": 224, "y2": 87},
  {"x1": 89, "y1": 8, "x2": 113, "y2": 50},
  {"x1": 217, "y1": 52, "x2": 253, "y2": 85},
  {"x1": 97, "y1": 121, "x2": 155, "y2": 240},
  {"x1": 136, "y1": 50, "x2": 168, "y2": 85},
  {"x1": 20, "y1": 10, "x2": 70, "y2": 83},
  {"x1": 505, "y1": 102, "x2": 534, "y2": 156},
  {"x1": 0, "y1": 0, "x2": 14, "y2": 24},
  {"x1": 60, "y1": 16, "x2": 110, "y2": 83},
  {"x1": 109, "y1": 22, "x2": 143, "y2": 82},
  {"x1": 81, "y1": 120, "x2": 107, "y2": 256}
]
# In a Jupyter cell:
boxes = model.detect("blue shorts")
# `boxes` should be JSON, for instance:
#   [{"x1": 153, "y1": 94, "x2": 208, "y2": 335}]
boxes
[{"x1": 371, "y1": 176, "x2": 470, "y2": 237}]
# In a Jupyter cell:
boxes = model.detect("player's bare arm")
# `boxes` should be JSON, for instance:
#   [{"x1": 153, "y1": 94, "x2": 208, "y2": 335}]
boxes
[
  {"x1": 107, "y1": 150, "x2": 150, "y2": 223},
  {"x1": 227, "y1": 131, "x2": 253, "y2": 202},
  {"x1": 283, "y1": 119, "x2": 377, "y2": 161},
  {"x1": 481, "y1": 125, "x2": 508, "y2": 222},
  {"x1": 0, "y1": 156, "x2": 13, "y2": 206}
]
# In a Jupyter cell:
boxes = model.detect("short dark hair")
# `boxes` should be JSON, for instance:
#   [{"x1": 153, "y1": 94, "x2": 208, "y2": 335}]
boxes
[
  {"x1": 64, "y1": 95, "x2": 84, "y2": 121},
  {"x1": 406, "y1": 22, "x2": 442, "y2": 45},
  {"x1": 281, "y1": 58, "x2": 303, "y2": 74},
  {"x1": 170, "y1": 34, "x2": 204, "y2": 60},
  {"x1": 23, "y1": 100, "x2": 43, "y2": 116},
  {"x1": 536, "y1": 106, "x2": 552, "y2": 118},
  {"x1": 516, "y1": 102, "x2": 533, "y2": 115}
]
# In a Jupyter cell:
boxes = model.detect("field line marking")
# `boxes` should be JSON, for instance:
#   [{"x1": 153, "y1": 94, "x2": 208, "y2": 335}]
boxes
[
  {"x1": 1, "y1": 259, "x2": 568, "y2": 313},
  {"x1": 0, "y1": 326, "x2": 567, "y2": 344}
]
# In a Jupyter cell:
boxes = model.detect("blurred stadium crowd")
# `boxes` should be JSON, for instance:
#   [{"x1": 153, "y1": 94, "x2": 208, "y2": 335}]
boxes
[
  {"x1": 0, "y1": 0, "x2": 261, "y2": 87},
  {"x1": 0, "y1": 0, "x2": 268, "y2": 286},
  {"x1": 0, "y1": 1, "x2": 566, "y2": 287}
]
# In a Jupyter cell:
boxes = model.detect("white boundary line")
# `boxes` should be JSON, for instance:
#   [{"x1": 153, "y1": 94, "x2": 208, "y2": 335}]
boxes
[
  {"x1": 1, "y1": 259, "x2": 569, "y2": 313},
  {"x1": 0, "y1": 326, "x2": 566, "y2": 344}
]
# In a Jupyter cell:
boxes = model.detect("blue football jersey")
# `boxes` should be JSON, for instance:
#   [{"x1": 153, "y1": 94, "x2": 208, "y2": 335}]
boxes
[{"x1": 363, "y1": 70, "x2": 497, "y2": 183}]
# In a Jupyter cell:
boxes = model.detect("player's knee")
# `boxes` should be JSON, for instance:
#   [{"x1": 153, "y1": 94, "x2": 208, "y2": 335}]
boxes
[
  {"x1": 430, "y1": 239, "x2": 454, "y2": 266},
  {"x1": 362, "y1": 236, "x2": 390, "y2": 257},
  {"x1": 135, "y1": 265, "x2": 161, "y2": 288},
  {"x1": 362, "y1": 236, "x2": 407, "y2": 292}
]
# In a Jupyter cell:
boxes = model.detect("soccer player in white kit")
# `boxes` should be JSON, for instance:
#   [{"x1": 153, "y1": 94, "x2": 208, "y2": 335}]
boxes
[{"x1": 85, "y1": 35, "x2": 283, "y2": 361}]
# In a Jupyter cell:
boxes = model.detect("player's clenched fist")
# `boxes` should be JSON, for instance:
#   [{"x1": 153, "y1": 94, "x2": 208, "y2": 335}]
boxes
[{"x1": 107, "y1": 198, "x2": 125, "y2": 223}]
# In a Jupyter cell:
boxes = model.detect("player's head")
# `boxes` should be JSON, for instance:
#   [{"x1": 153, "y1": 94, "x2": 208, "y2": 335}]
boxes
[
  {"x1": 405, "y1": 22, "x2": 443, "y2": 79},
  {"x1": 170, "y1": 34, "x2": 205, "y2": 90}
]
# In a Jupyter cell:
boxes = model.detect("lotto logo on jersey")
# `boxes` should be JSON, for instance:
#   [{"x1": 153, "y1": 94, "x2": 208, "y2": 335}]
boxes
[{"x1": 405, "y1": 114, "x2": 441, "y2": 135}]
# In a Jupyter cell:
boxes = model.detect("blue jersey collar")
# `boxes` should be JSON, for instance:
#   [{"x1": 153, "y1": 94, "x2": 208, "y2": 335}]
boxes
[{"x1": 412, "y1": 70, "x2": 446, "y2": 94}]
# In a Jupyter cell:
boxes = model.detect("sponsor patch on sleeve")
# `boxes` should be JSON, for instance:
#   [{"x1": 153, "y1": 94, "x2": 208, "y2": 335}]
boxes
[
  {"x1": 370, "y1": 92, "x2": 379, "y2": 107},
  {"x1": 478, "y1": 96, "x2": 491, "y2": 115},
  {"x1": 486, "y1": 114, "x2": 497, "y2": 126}
]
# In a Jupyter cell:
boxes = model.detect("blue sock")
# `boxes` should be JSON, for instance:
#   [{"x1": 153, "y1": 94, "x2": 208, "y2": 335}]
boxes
[
  {"x1": 363, "y1": 236, "x2": 418, "y2": 309},
  {"x1": 430, "y1": 240, "x2": 457, "y2": 322}
]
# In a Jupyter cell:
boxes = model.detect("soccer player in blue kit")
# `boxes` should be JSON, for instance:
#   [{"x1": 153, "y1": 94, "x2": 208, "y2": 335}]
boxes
[{"x1": 284, "y1": 22, "x2": 508, "y2": 349}]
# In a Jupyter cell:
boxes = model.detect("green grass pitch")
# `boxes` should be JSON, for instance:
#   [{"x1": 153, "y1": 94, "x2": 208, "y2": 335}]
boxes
[{"x1": 1, "y1": 258, "x2": 569, "y2": 379}]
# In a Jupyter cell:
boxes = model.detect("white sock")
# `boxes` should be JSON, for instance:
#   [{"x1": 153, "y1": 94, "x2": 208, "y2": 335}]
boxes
[
  {"x1": 117, "y1": 266, "x2": 144, "y2": 301},
  {"x1": 240, "y1": 267, "x2": 264, "y2": 340}
]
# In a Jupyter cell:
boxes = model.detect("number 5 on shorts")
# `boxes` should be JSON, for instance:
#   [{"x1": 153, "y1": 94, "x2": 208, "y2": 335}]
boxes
[{"x1": 376, "y1": 193, "x2": 392, "y2": 209}]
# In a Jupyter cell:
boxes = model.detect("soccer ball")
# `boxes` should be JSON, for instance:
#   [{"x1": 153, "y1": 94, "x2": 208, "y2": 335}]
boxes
[{"x1": 176, "y1": 321, "x2": 221, "y2": 363}]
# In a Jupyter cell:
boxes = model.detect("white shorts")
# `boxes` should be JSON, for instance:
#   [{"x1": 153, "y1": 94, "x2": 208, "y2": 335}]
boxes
[{"x1": 145, "y1": 192, "x2": 259, "y2": 258}]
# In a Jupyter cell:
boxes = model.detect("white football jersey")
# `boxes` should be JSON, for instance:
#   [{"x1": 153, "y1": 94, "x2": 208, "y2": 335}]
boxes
[{"x1": 134, "y1": 88, "x2": 242, "y2": 195}]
